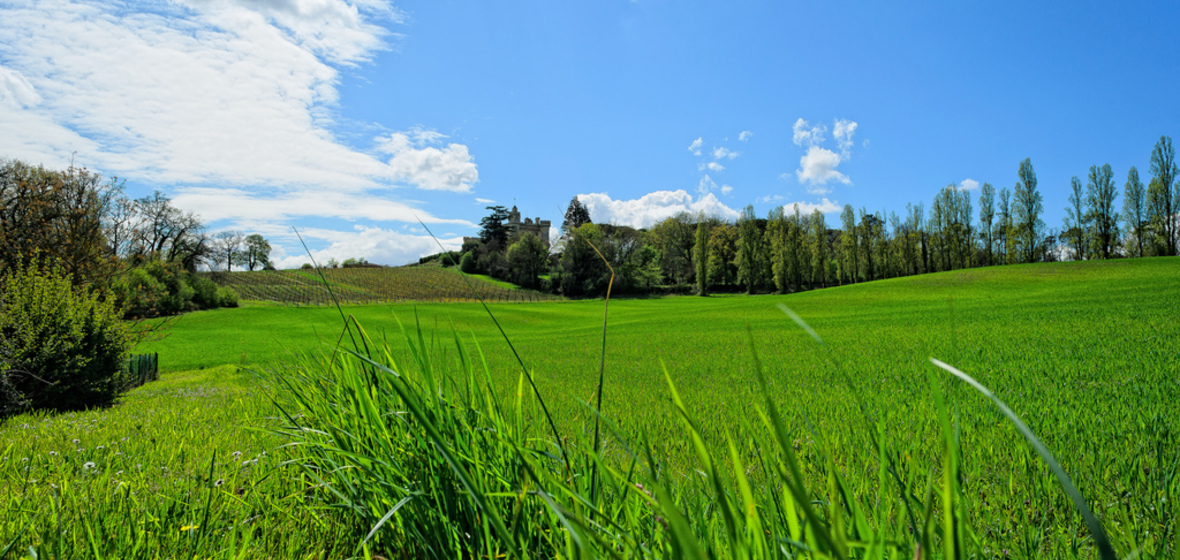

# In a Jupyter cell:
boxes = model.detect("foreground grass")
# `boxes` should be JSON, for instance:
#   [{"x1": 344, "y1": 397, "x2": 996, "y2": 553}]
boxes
[
  {"x1": 5, "y1": 258, "x2": 1177, "y2": 557},
  {"x1": 0, "y1": 366, "x2": 349, "y2": 558}
]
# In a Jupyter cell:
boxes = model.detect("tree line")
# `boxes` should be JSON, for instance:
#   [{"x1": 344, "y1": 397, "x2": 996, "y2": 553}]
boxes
[{"x1": 461, "y1": 136, "x2": 1179, "y2": 297}]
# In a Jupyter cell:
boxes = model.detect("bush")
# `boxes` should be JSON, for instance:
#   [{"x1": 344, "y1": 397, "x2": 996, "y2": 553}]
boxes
[
  {"x1": 191, "y1": 274, "x2": 221, "y2": 309},
  {"x1": 0, "y1": 261, "x2": 130, "y2": 414},
  {"x1": 217, "y1": 286, "x2": 239, "y2": 308},
  {"x1": 459, "y1": 251, "x2": 476, "y2": 273}
]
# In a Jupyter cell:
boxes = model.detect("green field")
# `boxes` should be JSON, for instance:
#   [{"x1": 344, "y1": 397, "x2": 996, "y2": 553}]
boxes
[
  {"x1": 3, "y1": 258, "x2": 1179, "y2": 557},
  {"x1": 206, "y1": 264, "x2": 558, "y2": 305}
]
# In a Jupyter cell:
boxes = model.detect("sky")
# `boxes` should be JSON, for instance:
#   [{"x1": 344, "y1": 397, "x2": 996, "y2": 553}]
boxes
[{"x1": 2, "y1": 0, "x2": 1178, "y2": 268}]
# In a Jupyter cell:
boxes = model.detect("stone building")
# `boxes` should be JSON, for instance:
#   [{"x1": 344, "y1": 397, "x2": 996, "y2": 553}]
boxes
[{"x1": 462, "y1": 206, "x2": 551, "y2": 249}]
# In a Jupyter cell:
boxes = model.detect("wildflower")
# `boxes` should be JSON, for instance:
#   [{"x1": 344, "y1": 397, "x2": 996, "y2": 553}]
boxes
[
  {"x1": 180, "y1": 525, "x2": 199, "y2": 532},
  {"x1": 231, "y1": 451, "x2": 241, "y2": 458},
  {"x1": 83, "y1": 461, "x2": 96, "y2": 470},
  {"x1": 214, "y1": 479, "x2": 224, "y2": 487},
  {"x1": 49, "y1": 451, "x2": 58, "y2": 456},
  {"x1": 115, "y1": 470, "x2": 123, "y2": 476},
  {"x1": 96, "y1": 446, "x2": 104, "y2": 450},
  {"x1": 72, "y1": 439, "x2": 80, "y2": 444}
]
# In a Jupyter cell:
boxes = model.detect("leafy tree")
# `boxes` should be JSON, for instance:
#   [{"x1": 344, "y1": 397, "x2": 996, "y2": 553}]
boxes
[
  {"x1": 1085, "y1": 163, "x2": 1119, "y2": 259},
  {"x1": 506, "y1": 232, "x2": 548, "y2": 289},
  {"x1": 735, "y1": 205, "x2": 763, "y2": 293},
  {"x1": 694, "y1": 221, "x2": 709, "y2": 296},
  {"x1": 767, "y1": 207, "x2": 789, "y2": 292},
  {"x1": 459, "y1": 251, "x2": 476, "y2": 274},
  {"x1": 708, "y1": 224, "x2": 738, "y2": 287},
  {"x1": 130, "y1": 191, "x2": 210, "y2": 271},
  {"x1": 562, "y1": 197, "x2": 592, "y2": 233},
  {"x1": 1122, "y1": 166, "x2": 1147, "y2": 258},
  {"x1": 840, "y1": 204, "x2": 859, "y2": 282},
  {"x1": 1012, "y1": 158, "x2": 1044, "y2": 262},
  {"x1": 997, "y1": 187, "x2": 1013, "y2": 264},
  {"x1": 1148, "y1": 135, "x2": 1178, "y2": 255},
  {"x1": 978, "y1": 183, "x2": 995, "y2": 266},
  {"x1": 0, "y1": 160, "x2": 118, "y2": 287},
  {"x1": 809, "y1": 210, "x2": 829, "y2": 288},
  {"x1": 213, "y1": 230, "x2": 245, "y2": 271},
  {"x1": 243, "y1": 234, "x2": 272, "y2": 271},
  {"x1": 649, "y1": 213, "x2": 696, "y2": 285},
  {"x1": 560, "y1": 224, "x2": 607, "y2": 297},
  {"x1": 859, "y1": 209, "x2": 882, "y2": 280},
  {"x1": 479, "y1": 206, "x2": 511, "y2": 247},
  {"x1": 1063, "y1": 176, "x2": 1088, "y2": 261}
]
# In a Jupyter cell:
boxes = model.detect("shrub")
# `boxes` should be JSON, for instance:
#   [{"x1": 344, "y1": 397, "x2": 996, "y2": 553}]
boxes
[
  {"x1": 191, "y1": 274, "x2": 221, "y2": 309},
  {"x1": 459, "y1": 251, "x2": 476, "y2": 273},
  {"x1": 0, "y1": 261, "x2": 130, "y2": 414},
  {"x1": 217, "y1": 286, "x2": 239, "y2": 308}
]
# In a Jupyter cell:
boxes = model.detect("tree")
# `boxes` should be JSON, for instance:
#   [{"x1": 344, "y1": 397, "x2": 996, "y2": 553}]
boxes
[
  {"x1": 649, "y1": 213, "x2": 696, "y2": 285},
  {"x1": 1063, "y1": 176, "x2": 1088, "y2": 260},
  {"x1": 694, "y1": 221, "x2": 709, "y2": 296},
  {"x1": 0, "y1": 160, "x2": 118, "y2": 287},
  {"x1": 506, "y1": 232, "x2": 548, "y2": 289},
  {"x1": 212, "y1": 231, "x2": 245, "y2": 271},
  {"x1": 978, "y1": 183, "x2": 995, "y2": 266},
  {"x1": 708, "y1": 224, "x2": 738, "y2": 287},
  {"x1": 1148, "y1": 136, "x2": 1178, "y2": 255},
  {"x1": 562, "y1": 197, "x2": 592, "y2": 233},
  {"x1": 559, "y1": 224, "x2": 607, "y2": 297},
  {"x1": 1123, "y1": 166, "x2": 1147, "y2": 258},
  {"x1": 997, "y1": 187, "x2": 1013, "y2": 264},
  {"x1": 735, "y1": 205, "x2": 763, "y2": 293},
  {"x1": 479, "y1": 206, "x2": 511, "y2": 247},
  {"x1": 1012, "y1": 158, "x2": 1044, "y2": 263},
  {"x1": 809, "y1": 210, "x2": 829, "y2": 288},
  {"x1": 1085, "y1": 163, "x2": 1119, "y2": 259},
  {"x1": 840, "y1": 205, "x2": 859, "y2": 282},
  {"x1": 242, "y1": 234, "x2": 272, "y2": 271}
]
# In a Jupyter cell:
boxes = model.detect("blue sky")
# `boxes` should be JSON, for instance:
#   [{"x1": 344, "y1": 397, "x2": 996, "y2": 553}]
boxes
[{"x1": 2, "y1": 0, "x2": 1177, "y2": 267}]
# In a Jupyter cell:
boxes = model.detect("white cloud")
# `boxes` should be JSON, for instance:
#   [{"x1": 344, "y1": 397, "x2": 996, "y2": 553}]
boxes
[
  {"x1": 959, "y1": 178, "x2": 980, "y2": 191},
  {"x1": 758, "y1": 194, "x2": 785, "y2": 204},
  {"x1": 576, "y1": 190, "x2": 740, "y2": 228},
  {"x1": 0, "y1": 0, "x2": 477, "y2": 198},
  {"x1": 781, "y1": 198, "x2": 842, "y2": 215},
  {"x1": 695, "y1": 174, "x2": 733, "y2": 196},
  {"x1": 475, "y1": 197, "x2": 495, "y2": 204},
  {"x1": 720, "y1": 185, "x2": 733, "y2": 195},
  {"x1": 833, "y1": 119, "x2": 858, "y2": 157},
  {"x1": 703, "y1": 161, "x2": 725, "y2": 172},
  {"x1": 375, "y1": 129, "x2": 478, "y2": 192},
  {"x1": 739, "y1": 130, "x2": 752, "y2": 142},
  {"x1": 687, "y1": 137, "x2": 703, "y2": 156},
  {"x1": 795, "y1": 146, "x2": 850, "y2": 193},
  {"x1": 712, "y1": 146, "x2": 738, "y2": 160},
  {"x1": 792, "y1": 118, "x2": 826, "y2": 147},
  {"x1": 269, "y1": 225, "x2": 462, "y2": 269},
  {"x1": 172, "y1": 187, "x2": 473, "y2": 226}
]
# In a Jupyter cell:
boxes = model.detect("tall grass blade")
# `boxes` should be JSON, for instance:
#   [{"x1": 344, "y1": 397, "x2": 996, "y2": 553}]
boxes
[{"x1": 929, "y1": 357, "x2": 1117, "y2": 560}]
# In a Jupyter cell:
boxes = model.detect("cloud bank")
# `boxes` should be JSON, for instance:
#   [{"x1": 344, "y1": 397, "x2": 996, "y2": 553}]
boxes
[{"x1": 576, "y1": 190, "x2": 740, "y2": 229}]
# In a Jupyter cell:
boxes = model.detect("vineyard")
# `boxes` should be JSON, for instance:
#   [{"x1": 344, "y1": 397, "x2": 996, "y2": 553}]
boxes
[{"x1": 206, "y1": 266, "x2": 560, "y2": 305}]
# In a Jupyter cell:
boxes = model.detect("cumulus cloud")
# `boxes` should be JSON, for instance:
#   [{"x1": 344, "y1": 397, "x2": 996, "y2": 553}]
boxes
[
  {"x1": 833, "y1": 119, "x2": 858, "y2": 157},
  {"x1": 792, "y1": 118, "x2": 826, "y2": 147},
  {"x1": 696, "y1": 174, "x2": 733, "y2": 196},
  {"x1": 739, "y1": 130, "x2": 752, "y2": 142},
  {"x1": 959, "y1": 178, "x2": 980, "y2": 191},
  {"x1": 576, "y1": 190, "x2": 740, "y2": 228},
  {"x1": 687, "y1": 137, "x2": 703, "y2": 156},
  {"x1": 702, "y1": 161, "x2": 725, "y2": 172},
  {"x1": 795, "y1": 146, "x2": 850, "y2": 194},
  {"x1": 375, "y1": 129, "x2": 478, "y2": 192}
]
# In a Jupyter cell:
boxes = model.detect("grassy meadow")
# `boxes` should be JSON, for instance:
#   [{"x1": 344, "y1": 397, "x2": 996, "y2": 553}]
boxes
[{"x1": 2, "y1": 257, "x2": 1178, "y2": 558}]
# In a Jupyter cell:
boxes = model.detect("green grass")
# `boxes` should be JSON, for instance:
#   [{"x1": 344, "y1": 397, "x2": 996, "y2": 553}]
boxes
[
  {"x1": 4, "y1": 257, "x2": 1179, "y2": 558},
  {"x1": 0, "y1": 366, "x2": 352, "y2": 558}
]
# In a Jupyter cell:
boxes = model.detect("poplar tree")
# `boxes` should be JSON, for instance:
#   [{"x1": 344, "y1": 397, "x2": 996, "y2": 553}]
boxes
[
  {"x1": 735, "y1": 205, "x2": 762, "y2": 293},
  {"x1": 840, "y1": 204, "x2": 858, "y2": 282},
  {"x1": 1085, "y1": 163, "x2": 1119, "y2": 259},
  {"x1": 1064, "y1": 176, "x2": 1088, "y2": 260},
  {"x1": 978, "y1": 183, "x2": 995, "y2": 266},
  {"x1": 1013, "y1": 158, "x2": 1044, "y2": 262},
  {"x1": 694, "y1": 221, "x2": 709, "y2": 296},
  {"x1": 1122, "y1": 166, "x2": 1147, "y2": 258},
  {"x1": 1148, "y1": 136, "x2": 1178, "y2": 255}
]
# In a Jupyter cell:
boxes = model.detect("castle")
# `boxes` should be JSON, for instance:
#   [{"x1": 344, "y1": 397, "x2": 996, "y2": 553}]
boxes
[{"x1": 463, "y1": 206, "x2": 551, "y2": 249}]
